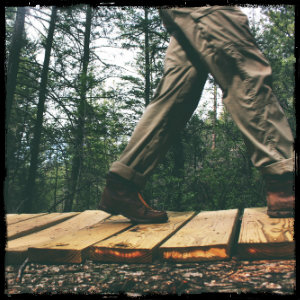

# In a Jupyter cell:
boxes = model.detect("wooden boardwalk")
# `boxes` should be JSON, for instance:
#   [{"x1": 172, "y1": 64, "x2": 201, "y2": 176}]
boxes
[{"x1": 5, "y1": 208, "x2": 294, "y2": 264}]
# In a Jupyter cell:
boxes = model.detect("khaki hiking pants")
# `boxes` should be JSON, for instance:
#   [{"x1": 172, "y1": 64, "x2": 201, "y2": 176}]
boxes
[{"x1": 110, "y1": 6, "x2": 294, "y2": 188}]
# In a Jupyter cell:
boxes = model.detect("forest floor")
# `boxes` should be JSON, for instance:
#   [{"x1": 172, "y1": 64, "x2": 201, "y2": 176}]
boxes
[{"x1": 5, "y1": 258, "x2": 296, "y2": 296}]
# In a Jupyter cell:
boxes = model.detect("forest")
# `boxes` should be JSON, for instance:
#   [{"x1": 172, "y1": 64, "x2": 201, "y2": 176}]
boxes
[{"x1": 5, "y1": 5, "x2": 295, "y2": 214}]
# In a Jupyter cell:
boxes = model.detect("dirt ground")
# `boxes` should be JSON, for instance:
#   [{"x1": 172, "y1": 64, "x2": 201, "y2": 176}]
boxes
[{"x1": 5, "y1": 258, "x2": 296, "y2": 296}]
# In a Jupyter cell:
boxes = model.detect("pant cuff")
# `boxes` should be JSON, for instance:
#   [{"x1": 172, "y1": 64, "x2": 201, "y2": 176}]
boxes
[
  {"x1": 109, "y1": 161, "x2": 146, "y2": 189},
  {"x1": 260, "y1": 157, "x2": 295, "y2": 176}
]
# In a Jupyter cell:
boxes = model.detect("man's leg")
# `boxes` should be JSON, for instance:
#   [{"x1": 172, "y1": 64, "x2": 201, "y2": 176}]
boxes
[
  {"x1": 99, "y1": 37, "x2": 208, "y2": 223},
  {"x1": 160, "y1": 7, "x2": 294, "y2": 217}
]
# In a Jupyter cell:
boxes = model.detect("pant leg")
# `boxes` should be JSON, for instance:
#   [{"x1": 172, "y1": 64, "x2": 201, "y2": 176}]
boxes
[
  {"x1": 110, "y1": 37, "x2": 208, "y2": 188},
  {"x1": 160, "y1": 7, "x2": 294, "y2": 177}
]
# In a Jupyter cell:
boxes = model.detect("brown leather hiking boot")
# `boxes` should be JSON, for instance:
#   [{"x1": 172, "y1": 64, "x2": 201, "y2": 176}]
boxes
[
  {"x1": 265, "y1": 173, "x2": 295, "y2": 218},
  {"x1": 99, "y1": 173, "x2": 168, "y2": 224}
]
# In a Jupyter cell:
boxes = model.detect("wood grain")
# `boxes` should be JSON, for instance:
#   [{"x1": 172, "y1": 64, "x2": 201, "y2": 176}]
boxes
[
  {"x1": 237, "y1": 207, "x2": 295, "y2": 259},
  {"x1": 28, "y1": 215, "x2": 132, "y2": 263},
  {"x1": 159, "y1": 209, "x2": 239, "y2": 262},
  {"x1": 90, "y1": 211, "x2": 196, "y2": 263},
  {"x1": 5, "y1": 210, "x2": 110, "y2": 264},
  {"x1": 5, "y1": 207, "x2": 294, "y2": 264},
  {"x1": 7, "y1": 212, "x2": 79, "y2": 240},
  {"x1": 6, "y1": 213, "x2": 48, "y2": 226}
]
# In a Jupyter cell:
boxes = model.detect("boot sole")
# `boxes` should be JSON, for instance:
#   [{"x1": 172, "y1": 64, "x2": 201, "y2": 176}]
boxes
[
  {"x1": 267, "y1": 210, "x2": 294, "y2": 218},
  {"x1": 98, "y1": 204, "x2": 118, "y2": 215},
  {"x1": 99, "y1": 204, "x2": 168, "y2": 224},
  {"x1": 129, "y1": 216, "x2": 169, "y2": 224}
]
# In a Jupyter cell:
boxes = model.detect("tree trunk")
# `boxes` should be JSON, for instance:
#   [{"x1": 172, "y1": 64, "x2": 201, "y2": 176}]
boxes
[
  {"x1": 64, "y1": 5, "x2": 92, "y2": 212},
  {"x1": 211, "y1": 82, "x2": 217, "y2": 150},
  {"x1": 6, "y1": 7, "x2": 26, "y2": 126},
  {"x1": 53, "y1": 159, "x2": 59, "y2": 210},
  {"x1": 144, "y1": 7, "x2": 150, "y2": 107},
  {"x1": 5, "y1": 8, "x2": 27, "y2": 211},
  {"x1": 22, "y1": 7, "x2": 57, "y2": 213}
]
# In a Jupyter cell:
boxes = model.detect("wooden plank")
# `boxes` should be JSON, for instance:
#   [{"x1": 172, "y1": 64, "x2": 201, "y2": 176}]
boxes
[
  {"x1": 5, "y1": 210, "x2": 110, "y2": 264},
  {"x1": 28, "y1": 215, "x2": 132, "y2": 264},
  {"x1": 90, "y1": 211, "x2": 196, "y2": 263},
  {"x1": 237, "y1": 207, "x2": 295, "y2": 259},
  {"x1": 6, "y1": 213, "x2": 48, "y2": 226},
  {"x1": 159, "y1": 209, "x2": 239, "y2": 262},
  {"x1": 7, "y1": 212, "x2": 79, "y2": 240}
]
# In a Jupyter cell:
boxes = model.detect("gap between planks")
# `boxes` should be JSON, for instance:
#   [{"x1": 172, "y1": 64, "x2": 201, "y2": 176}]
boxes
[
  {"x1": 5, "y1": 210, "x2": 110, "y2": 264},
  {"x1": 6, "y1": 213, "x2": 48, "y2": 226},
  {"x1": 5, "y1": 207, "x2": 295, "y2": 264},
  {"x1": 159, "y1": 209, "x2": 240, "y2": 262},
  {"x1": 7, "y1": 212, "x2": 79, "y2": 240},
  {"x1": 28, "y1": 215, "x2": 133, "y2": 264},
  {"x1": 90, "y1": 211, "x2": 197, "y2": 263}
]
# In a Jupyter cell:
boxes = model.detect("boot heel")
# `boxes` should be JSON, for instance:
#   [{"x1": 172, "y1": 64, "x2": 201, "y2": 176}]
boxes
[{"x1": 267, "y1": 210, "x2": 294, "y2": 218}]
